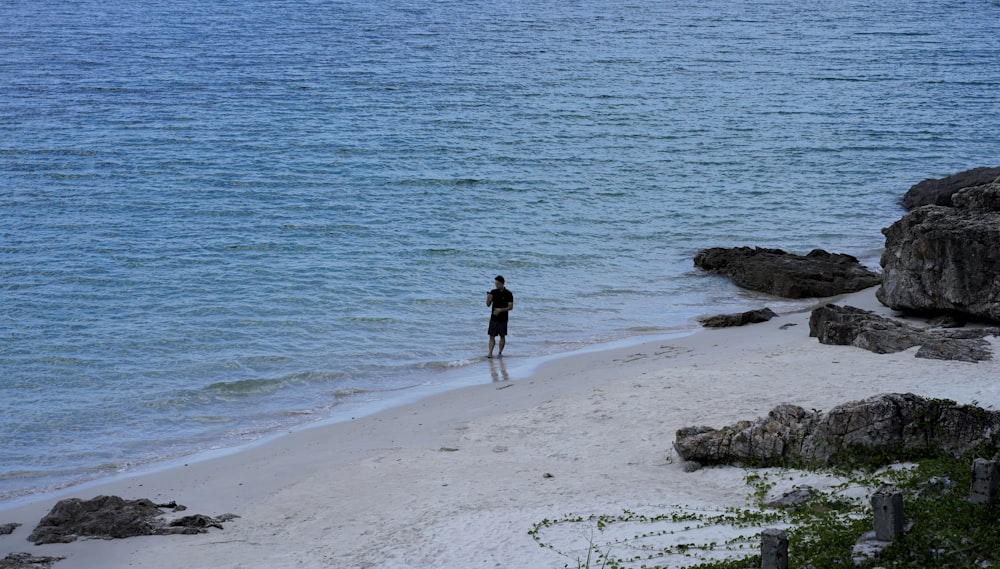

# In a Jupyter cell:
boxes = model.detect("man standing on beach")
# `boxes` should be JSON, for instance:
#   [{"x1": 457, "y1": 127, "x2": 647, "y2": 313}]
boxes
[{"x1": 486, "y1": 275, "x2": 513, "y2": 358}]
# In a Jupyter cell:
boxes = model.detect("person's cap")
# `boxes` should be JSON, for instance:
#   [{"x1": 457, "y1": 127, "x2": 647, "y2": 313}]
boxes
[{"x1": 495, "y1": 275, "x2": 505, "y2": 283}]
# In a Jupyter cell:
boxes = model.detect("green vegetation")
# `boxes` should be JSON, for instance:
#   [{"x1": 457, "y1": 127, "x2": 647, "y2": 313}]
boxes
[{"x1": 529, "y1": 454, "x2": 1000, "y2": 569}]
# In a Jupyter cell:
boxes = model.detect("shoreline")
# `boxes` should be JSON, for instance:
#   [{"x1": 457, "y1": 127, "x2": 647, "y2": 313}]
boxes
[
  {"x1": 3, "y1": 286, "x2": 998, "y2": 568},
  {"x1": 0, "y1": 318, "x2": 703, "y2": 509}
]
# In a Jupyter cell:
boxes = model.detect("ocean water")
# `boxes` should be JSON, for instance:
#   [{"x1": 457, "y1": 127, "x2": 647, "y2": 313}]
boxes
[{"x1": 2, "y1": 0, "x2": 999, "y2": 502}]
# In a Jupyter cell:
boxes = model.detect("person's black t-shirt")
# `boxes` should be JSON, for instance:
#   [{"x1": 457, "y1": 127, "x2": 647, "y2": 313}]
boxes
[{"x1": 489, "y1": 288, "x2": 513, "y2": 322}]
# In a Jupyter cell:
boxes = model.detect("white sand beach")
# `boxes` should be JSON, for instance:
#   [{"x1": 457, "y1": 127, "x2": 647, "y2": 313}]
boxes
[{"x1": 3, "y1": 287, "x2": 999, "y2": 569}]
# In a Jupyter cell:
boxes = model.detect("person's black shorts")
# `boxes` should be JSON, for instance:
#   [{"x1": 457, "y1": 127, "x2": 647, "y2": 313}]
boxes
[{"x1": 488, "y1": 321, "x2": 508, "y2": 337}]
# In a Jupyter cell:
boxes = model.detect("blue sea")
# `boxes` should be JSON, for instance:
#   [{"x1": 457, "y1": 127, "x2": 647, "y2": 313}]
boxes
[{"x1": 2, "y1": 0, "x2": 999, "y2": 502}]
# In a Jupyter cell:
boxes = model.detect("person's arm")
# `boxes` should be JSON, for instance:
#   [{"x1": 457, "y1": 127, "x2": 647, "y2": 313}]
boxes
[
  {"x1": 493, "y1": 298, "x2": 512, "y2": 316},
  {"x1": 486, "y1": 291, "x2": 493, "y2": 306}
]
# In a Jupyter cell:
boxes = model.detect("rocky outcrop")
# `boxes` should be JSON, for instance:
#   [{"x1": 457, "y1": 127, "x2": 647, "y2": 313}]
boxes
[
  {"x1": 900, "y1": 166, "x2": 1000, "y2": 210},
  {"x1": 699, "y1": 307, "x2": 777, "y2": 328},
  {"x1": 693, "y1": 247, "x2": 881, "y2": 299},
  {"x1": 808, "y1": 304, "x2": 998, "y2": 362},
  {"x1": 673, "y1": 393, "x2": 1000, "y2": 468},
  {"x1": 27, "y1": 496, "x2": 237, "y2": 545},
  {"x1": 878, "y1": 180, "x2": 1000, "y2": 322}
]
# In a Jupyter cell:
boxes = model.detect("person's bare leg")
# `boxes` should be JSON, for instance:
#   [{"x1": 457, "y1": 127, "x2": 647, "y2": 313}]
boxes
[
  {"x1": 498, "y1": 336, "x2": 505, "y2": 357},
  {"x1": 488, "y1": 336, "x2": 496, "y2": 358}
]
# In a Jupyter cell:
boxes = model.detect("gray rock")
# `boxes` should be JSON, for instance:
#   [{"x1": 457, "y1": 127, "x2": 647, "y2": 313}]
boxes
[
  {"x1": 915, "y1": 337, "x2": 994, "y2": 363},
  {"x1": 673, "y1": 393, "x2": 1000, "y2": 468},
  {"x1": 166, "y1": 513, "x2": 240, "y2": 534},
  {"x1": 927, "y1": 314, "x2": 967, "y2": 328},
  {"x1": 900, "y1": 166, "x2": 1000, "y2": 210},
  {"x1": 27, "y1": 496, "x2": 235, "y2": 545},
  {"x1": 28, "y1": 496, "x2": 161, "y2": 544},
  {"x1": 808, "y1": 304, "x2": 997, "y2": 362},
  {"x1": 852, "y1": 530, "x2": 890, "y2": 566},
  {"x1": 699, "y1": 307, "x2": 778, "y2": 328},
  {"x1": 0, "y1": 553, "x2": 65, "y2": 569},
  {"x1": 764, "y1": 486, "x2": 819, "y2": 509},
  {"x1": 0, "y1": 523, "x2": 19, "y2": 536},
  {"x1": 878, "y1": 180, "x2": 1000, "y2": 323},
  {"x1": 694, "y1": 247, "x2": 881, "y2": 299},
  {"x1": 953, "y1": 180, "x2": 1000, "y2": 212}
]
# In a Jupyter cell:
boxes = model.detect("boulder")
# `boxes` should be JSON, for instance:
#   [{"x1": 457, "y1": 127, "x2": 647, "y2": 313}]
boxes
[
  {"x1": 693, "y1": 247, "x2": 881, "y2": 299},
  {"x1": 878, "y1": 180, "x2": 1000, "y2": 322},
  {"x1": 900, "y1": 166, "x2": 1000, "y2": 210},
  {"x1": 699, "y1": 307, "x2": 777, "y2": 328},
  {"x1": 27, "y1": 496, "x2": 236, "y2": 545},
  {"x1": 27, "y1": 496, "x2": 162, "y2": 544},
  {"x1": 808, "y1": 303, "x2": 998, "y2": 362},
  {"x1": 673, "y1": 393, "x2": 1000, "y2": 468}
]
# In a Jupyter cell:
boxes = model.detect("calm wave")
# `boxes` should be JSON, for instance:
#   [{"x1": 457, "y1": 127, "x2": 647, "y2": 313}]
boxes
[{"x1": 2, "y1": 0, "x2": 999, "y2": 501}]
